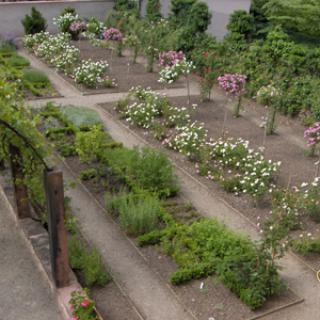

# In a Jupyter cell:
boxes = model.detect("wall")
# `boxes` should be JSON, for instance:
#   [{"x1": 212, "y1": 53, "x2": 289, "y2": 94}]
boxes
[
  {"x1": 0, "y1": 0, "x2": 115, "y2": 36},
  {"x1": 141, "y1": 0, "x2": 251, "y2": 40}
]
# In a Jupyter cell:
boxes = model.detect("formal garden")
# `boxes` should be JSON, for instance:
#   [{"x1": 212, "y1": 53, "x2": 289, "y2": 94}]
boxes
[{"x1": 1, "y1": 0, "x2": 320, "y2": 319}]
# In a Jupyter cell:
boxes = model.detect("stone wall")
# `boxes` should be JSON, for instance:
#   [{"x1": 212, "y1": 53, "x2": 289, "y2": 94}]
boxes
[{"x1": 0, "y1": 0, "x2": 114, "y2": 36}]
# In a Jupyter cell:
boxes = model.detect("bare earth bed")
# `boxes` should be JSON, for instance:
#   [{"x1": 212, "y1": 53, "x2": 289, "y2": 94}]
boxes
[
  {"x1": 61, "y1": 154, "x2": 301, "y2": 320},
  {"x1": 61, "y1": 40, "x2": 185, "y2": 94},
  {"x1": 99, "y1": 95, "x2": 320, "y2": 271}
]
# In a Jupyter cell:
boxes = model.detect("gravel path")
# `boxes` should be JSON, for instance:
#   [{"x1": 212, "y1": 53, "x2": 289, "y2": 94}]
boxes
[{"x1": 0, "y1": 189, "x2": 61, "y2": 320}]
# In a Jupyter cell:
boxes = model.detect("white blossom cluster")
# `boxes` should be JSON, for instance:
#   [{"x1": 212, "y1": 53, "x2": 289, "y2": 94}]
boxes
[
  {"x1": 53, "y1": 13, "x2": 79, "y2": 32},
  {"x1": 166, "y1": 121, "x2": 208, "y2": 157},
  {"x1": 206, "y1": 138, "x2": 281, "y2": 197},
  {"x1": 158, "y1": 59, "x2": 195, "y2": 84},
  {"x1": 74, "y1": 59, "x2": 109, "y2": 88}
]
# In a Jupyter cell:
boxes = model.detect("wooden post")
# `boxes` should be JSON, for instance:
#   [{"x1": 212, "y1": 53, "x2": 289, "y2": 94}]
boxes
[
  {"x1": 44, "y1": 169, "x2": 69, "y2": 288},
  {"x1": 9, "y1": 144, "x2": 31, "y2": 219}
]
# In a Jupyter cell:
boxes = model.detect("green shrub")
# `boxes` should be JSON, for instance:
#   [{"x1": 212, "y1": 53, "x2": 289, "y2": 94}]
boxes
[
  {"x1": 68, "y1": 236, "x2": 110, "y2": 287},
  {"x1": 0, "y1": 42, "x2": 16, "y2": 56},
  {"x1": 21, "y1": 7, "x2": 47, "y2": 35},
  {"x1": 7, "y1": 55, "x2": 30, "y2": 68},
  {"x1": 23, "y1": 69, "x2": 50, "y2": 88},
  {"x1": 146, "y1": 0, "x2": 162, "y2": 22},
  {"x1": 118, "y1": 192, "x2": 161, "y2": 236},
  {"x1": 60, "y1": 106, "x2": 102, "y2": 128},
  {"x1": 291, "y1": 237, "x2": 320, "y2": 255},
  {"x1": 227, "y1": 10, "x2": 255, "y2": 40},
  {"x1": 101, "y1": 146, "x2": 178, "y2": 197},
  {"x1": 104, "y1": 190, "x2": 129, "y2": 216},
  {"x1": 130, "y1": 147, "x2": 179, "y2": 197},
  {"x1": 80, "y1": 168, "x2": 98, "y2": 181},
  {"x1": 75, "y1": 125, "x2": 109, "y2": 163},
  {"x1": 140, "y1": 218, "x2": 283, "y2": 310}
]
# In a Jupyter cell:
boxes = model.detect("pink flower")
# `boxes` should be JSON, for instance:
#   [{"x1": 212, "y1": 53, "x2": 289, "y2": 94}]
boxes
[
  {"x1": 159, "y1": 51, "x2": 185, "y2": 67},
  {"x1": 80, "y1": 299, "x2": 91, "y2": 308},
  {"x1": 71, "y1": 317, "x2": 79, "y2": 320},
  {"x1": 69, "y1": 21, "x2": 87, "y2": 32},
  {"x1": 218, "y1": 73, "x2": 246, "y2": 97},
  {"x1": 304, "y1": 122, "x2": 320, "y2": 146},
  {"x1": 103, "y1": 28, "x2": 123, "y2": 41}
]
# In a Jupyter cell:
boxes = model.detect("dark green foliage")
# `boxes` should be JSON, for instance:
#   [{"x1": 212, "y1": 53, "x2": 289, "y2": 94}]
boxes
[
  {"x1": 167, "y1": 0, "x2": 211, "y2": 53},
  {"x1": 169, "y1": 0, "x2": 197, "y2": 26},
  {"x1": 22, "y1": 7, "x2": 47, "y2": 35},
  {"x1": 140, "y1": 219, "x2": 282, "y2": 310},
  {"x1": 7, "y1": 55, "x2": 30, "y2": 69},
  {"x1": 114, "y1": 0, "x2": 138, "y2": 11},
  {"x1": 146, "y1": 0, "x2": 162, "y2": 22},
  {"x1": 68, "y1": 236, "x2": 111, "y2": 287},
  {"x1": 227, "y1": 10, "x2": 255, "y2": 40},
  {"x1": 101, "y1": 147, "x2": 178, "y2": 197},
  {"x1": 250, "y1": 0, "x2": 270, "y2": 37},
  {"x1": 60, "y1": 6, "x2": 76, "y2": 16},
  {"x1": 188, "y1": 1, "x2": 212, "y2": 33},
  {"x1": 80, "y1": 168, "x2": 98, "y2": 181},
  {"x1": 264, "y1": 0, "x2": 320, "y2": 39}
]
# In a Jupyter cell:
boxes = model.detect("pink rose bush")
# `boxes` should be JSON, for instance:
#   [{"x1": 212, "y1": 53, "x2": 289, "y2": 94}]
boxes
[
  {"x1": 217, "y1": 73, "x2": 246, "y2": 97},
  {"x1": 304, "y1": 122, "x2": 320, "y2": 156},
  {"x1": 103, "y1": 28, "x2": 123, "y2": 41},
  {"x1": 69, "y1": 21, "x2": 87, "y2": 33},
  {"x1": 159, "y1": 51, "x2": 185, "y2": 67},
  {"x1": 69, "y1": 290, "x2": 98, "y2": 320},
  {"x1": 218, "y1": 73, "x2": 247, "y2": 117}
]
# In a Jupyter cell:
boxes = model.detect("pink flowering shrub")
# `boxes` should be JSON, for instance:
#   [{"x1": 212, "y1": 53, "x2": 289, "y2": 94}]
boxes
[
  {"x1": 217, "y1": 73, "x2": 246, "y2": 97},
  {"x1": 69, "y1": 21, "x2": 87, "y2": 33},
  {"x1": 218, "y1": 73, "x2": 247, "y2": 117},
  {"x1": 69, "y1": 290, "x2": 99, "y2": 320},
  {"x1": 103, "y1": 28, "x2": 123, "y2": 41},
  {"x1": 159, "y1": 51, "x2": 185, "y2": 67},
  {"x1": 304, "y1": 122, "x2": 320, "y2": 155}
]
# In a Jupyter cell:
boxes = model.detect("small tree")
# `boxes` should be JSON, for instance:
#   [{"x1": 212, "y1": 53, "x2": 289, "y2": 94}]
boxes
[
  {"x1": 227, "y1": 10, "x2": 255, "y2": 40},
  {"x1": 257, "y1": 84, "x2": 280, "y2": 135},
  {"x1": 22, "y1": 7, "x2": 47, "y2": 35},
  {"x1": 218, "y1": 73, "x2": 247, "y2": 117}
]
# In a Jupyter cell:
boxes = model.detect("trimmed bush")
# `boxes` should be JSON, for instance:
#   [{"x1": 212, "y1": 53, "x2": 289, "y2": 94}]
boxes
[{"x1": 21, "y1": 7, "x2": 47, "y2": 35}]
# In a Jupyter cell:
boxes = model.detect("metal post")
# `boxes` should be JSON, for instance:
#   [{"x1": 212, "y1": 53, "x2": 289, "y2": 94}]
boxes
[
  {"x1": 9, "y1": 144, "x2": 31, "y2": 219},
  {"x1": 44, "y1": 169, "x2": 69, "y2": 288}
]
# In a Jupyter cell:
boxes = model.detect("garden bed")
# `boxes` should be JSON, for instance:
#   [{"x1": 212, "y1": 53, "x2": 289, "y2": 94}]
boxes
[
  {"x1": 99, "y1": 94, "x2": 320, "y2": 271},
  {"x1": 61, "y1": 149, "x2": 301, "y2": 320},
  {"x1": 38, "y1": 103, "x2": 303, "y2": 320}
]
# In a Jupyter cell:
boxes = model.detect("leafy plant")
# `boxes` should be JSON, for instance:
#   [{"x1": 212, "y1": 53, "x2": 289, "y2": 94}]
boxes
[
  {"x1": 146, "y1": 0, "x2": 162, "y2": 22},
  {"x1": 139, "y1": 218, "x2": 282, "y2": 310},
  {"x1": 68, "y1": 236, "x2": 110, "y2": 287},
  {"x1": 21, "y1": 7, "x2": 47, "y2": 35},
  {"x1": 118, "y1": 192, "x2": 161, "y2": 236}
]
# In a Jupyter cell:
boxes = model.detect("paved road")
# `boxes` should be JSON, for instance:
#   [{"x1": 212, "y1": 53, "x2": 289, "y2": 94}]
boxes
[{"x1": 0, "y1": 191, "x2": 61, "y2": 320}]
